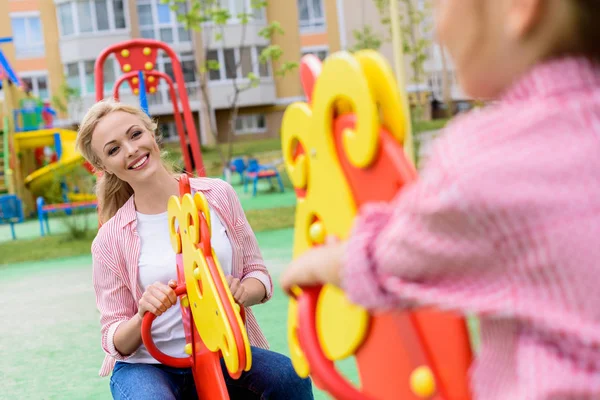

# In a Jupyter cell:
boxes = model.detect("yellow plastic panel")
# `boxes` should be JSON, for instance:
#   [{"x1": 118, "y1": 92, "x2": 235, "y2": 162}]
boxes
[
  {"x1": 168, "y1": 192, "x2": 251, "y2": 374},
  {"x1": 354, "y1": 50, "x2": 408, "y2": 144},
  {"x1": 282, "y1": 51, "x2": 384, "y2": 375},
  {"x1": 317, "y1": 285, "x2": 369, "y2": 360}
]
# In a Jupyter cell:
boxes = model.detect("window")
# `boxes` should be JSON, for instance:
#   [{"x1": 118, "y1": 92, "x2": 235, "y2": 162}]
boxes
[
  {"x1": 257, "y1": 46, "x2": 270, "y2": 78},
  {"x1": 65, "y1": 63, "x2": 81, "y2": 94},
  {"x1": 63, "y1": 58, "x2": 118, "y2": 96},
  {"x1": 159, "y1": 51, "x2": 196, "y2": 84},
  {"x1": 158, "y1": 121, "x2": 179, "y2": 142},
  {"x1": 207, "y1": 47, "x2": 271, "y2": 82},
  {"x1": 218, "y1": 0, "x2": 265, "y2": 22},
  {"x1": 302, "y1": 47, "x2": 328, "y2": 62},
  {"x1": 57, "y1": 0, "x2": 128, "y2": 37},
  {"x1": 11, "y1": 15, "x2": 45, "y2": 58},
  {"x1": 235, "y1": 114, "x2": 267, "y2": 135},
  {"x1": 297, "y1": 0, "x2": 325, "y2": 31},
  {"x1": 223, "y1": 49, "x2": 236, "y2": 80},
  {"x1": 21, "y1": 75, "x2": 50, "y2": 100},
  {"x1": 206, "y1": 50, "x2": 221, "y2": 81},
  {"x1": 137, "y1": 0, "x2": 191, "y2": 43},
  {"x1": 58, "y1": 4, "x2": 75, "y2": 36},
  {"x1": 239, "y1": 47, "x2": 253, "y2": 77}
]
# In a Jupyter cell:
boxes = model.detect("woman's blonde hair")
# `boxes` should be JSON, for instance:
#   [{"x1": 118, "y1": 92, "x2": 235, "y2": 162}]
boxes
[{"x1": 76, "y1": 99, "x2": 173, "y2": 223}]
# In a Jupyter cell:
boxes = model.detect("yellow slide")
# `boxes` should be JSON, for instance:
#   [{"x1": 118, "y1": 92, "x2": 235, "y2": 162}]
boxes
[{"x1": 13, "y1": 129, "x2": 88, "y2": 198}]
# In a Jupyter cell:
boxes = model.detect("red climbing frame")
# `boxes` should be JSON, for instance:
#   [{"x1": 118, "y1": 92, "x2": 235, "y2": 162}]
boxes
[{"x1": 94, "y1": 39, "x2": 205, "y2": 176}]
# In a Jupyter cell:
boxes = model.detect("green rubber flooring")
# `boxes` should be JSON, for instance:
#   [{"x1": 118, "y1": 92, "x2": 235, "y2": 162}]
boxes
[{"x1": 0, "y1": 228, "x2": 358, "y2": 400}]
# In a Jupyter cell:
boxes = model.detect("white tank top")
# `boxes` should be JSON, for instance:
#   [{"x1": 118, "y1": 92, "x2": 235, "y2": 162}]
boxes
[{"x1": 124, "y1": 205, "x2": 233, "y2": 364}]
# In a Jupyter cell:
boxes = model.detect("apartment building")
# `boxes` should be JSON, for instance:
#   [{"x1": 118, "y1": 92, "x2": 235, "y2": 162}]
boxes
[{"x1": 0, "y1": 0, "x2": 462, "y2": 146}]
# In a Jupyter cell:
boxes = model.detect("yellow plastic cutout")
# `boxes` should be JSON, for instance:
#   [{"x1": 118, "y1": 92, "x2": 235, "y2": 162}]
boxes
[
  {"x1": 283, "y1": 51, "x2": 389, "y2": 376},
  {"x1": 281, "y1": 103, "x2": 311, "y2": 190},
  {"x1": 168, "y1": 191, "x2": 251, "y2": 375},
  {"x1": 287, "y1": 298, "x2": 310, "y2": 378},
  {"x1": 316, "y1": 285, "x2": 370, "y2": 360},
  {"x1": 354, "y1": 50, "x2": 408, "y2": 144},
  {"x1": 312, "y1": 52, "x2": 379, "y2": 169}
]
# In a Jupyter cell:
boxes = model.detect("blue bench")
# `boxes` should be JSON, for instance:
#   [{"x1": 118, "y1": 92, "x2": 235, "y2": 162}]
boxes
[
  {"x1": 37, "y1": 196, "x2": 97, "y2": 237},
  {"x1": 0, "y1": 194, "x2": 24, "y2": 240}
]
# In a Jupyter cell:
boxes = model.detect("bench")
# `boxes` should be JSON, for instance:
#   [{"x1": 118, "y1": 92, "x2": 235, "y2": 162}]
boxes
[
  {"x1": 0, "y1": 194, "x2": 24, "y2": 240},
  {"x1": 37, "y1": 196, "x2": 98, "y2": 237}
]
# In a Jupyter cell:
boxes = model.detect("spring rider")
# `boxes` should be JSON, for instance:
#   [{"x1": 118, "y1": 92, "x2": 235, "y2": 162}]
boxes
[
  {"x1": 281, "y1": 51, "x2": 474, "y2": 399},
  {"x1": 141, "y1": 175, "x2": 251, "y2": 399}
]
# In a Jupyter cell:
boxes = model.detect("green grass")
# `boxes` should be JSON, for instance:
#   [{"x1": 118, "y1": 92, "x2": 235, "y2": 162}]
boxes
[
  {"x1": 164, "y1": 138, "x2": 283, "y2": 176},
  {"x1": 0, "y1": 231, "x2": 96, "y2": 265},
  {"x1": 414, "y1": 118, "x2": 450, "y2": 133},
  {"x1": 0, "y1": 206, "x2": 297, "y2": 265}
]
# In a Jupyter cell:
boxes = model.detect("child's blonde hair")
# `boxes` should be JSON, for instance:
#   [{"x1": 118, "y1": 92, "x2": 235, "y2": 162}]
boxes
[{"x1": 75, "y1": 99, "x2": 172, "y2": 223}]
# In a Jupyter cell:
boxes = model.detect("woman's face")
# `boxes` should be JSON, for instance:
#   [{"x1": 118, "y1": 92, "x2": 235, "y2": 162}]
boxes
[{"x1": 90, "y1": 111, "x2": 162, "y2": 186}]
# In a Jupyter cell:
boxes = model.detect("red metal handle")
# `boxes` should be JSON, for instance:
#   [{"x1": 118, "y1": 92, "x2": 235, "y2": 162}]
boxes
[
  {"x1": 295, "y1": 286, "x2": 373, "y2": 400},
  {"x1": 141, "y1": 284, "x2": 192, "y2": 368}
]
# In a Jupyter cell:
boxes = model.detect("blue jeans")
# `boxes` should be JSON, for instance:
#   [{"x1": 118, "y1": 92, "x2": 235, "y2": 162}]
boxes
[{"x1": 110, "y1": 346, "x2": 313, "y2": 399}]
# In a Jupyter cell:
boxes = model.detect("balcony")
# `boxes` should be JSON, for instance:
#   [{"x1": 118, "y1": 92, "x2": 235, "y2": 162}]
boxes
[
  {"x1": 145, "y1": 82, "x2": 202, "y2": 116},
  {"x1": 207, "y1": 78, "x2": 276, "y2": 110}
]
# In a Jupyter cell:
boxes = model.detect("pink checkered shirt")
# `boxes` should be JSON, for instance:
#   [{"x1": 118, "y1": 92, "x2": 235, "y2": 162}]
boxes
[
  {"x1": 343, "y1": 57, "x2": 600, "y2": 399},
  {"x1": 92, "y1": 178, "x2": 272, "y2": 377}
]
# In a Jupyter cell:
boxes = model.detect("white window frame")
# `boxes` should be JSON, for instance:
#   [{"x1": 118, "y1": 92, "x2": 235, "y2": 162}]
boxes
[
  {"x1": 158, "y1": 121, "x2": 179, "y2": 142},
  {"x1": 235, "y1": 114, "x2": 267, "y2": 135},
  {"x1": 19, "y1": 71, "x2": 50, "y2": 101},
  {"x1": 56, "y1": 0, "x2": 129, "y2": 38},
  {"x1": 301, "y1": 45, "x2": 329, "y2": 61},
  {"x1": 137, "y1": 0, "x2": 191, "y2": 44},
  {"x1": 207, "y1": 46, "x2": 272, "y2": 84},
  {"x1": 217, "y1": 0, "x2": 266, "y2": 23},
  {"x1": 10, "y1": 12, "x2": 45, "y2": 59},
  {"x1": 297, "y1": 0, "x2": 326, "y2": 32},
  {"x1": 152, "y1": 51, "x2": 199, "y2": 104},
  {"x1": 63, "y1": 58, "x2": 120, "y2": 96}
]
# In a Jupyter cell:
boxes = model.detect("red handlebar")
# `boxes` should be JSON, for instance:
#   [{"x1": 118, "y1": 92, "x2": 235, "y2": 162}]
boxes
[
  {"x1": 295, "y1": 286, "x2": 373, "y2": 400},
  {"x1": 141, "y1": 284, "x2": 193, "y2": 368}
]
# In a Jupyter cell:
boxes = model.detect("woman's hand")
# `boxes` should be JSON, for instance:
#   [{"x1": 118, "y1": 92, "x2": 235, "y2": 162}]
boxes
[
  {"x1": 226, "y1": 276, "x2": 267, "y2": 307},
  {"x1": 137, "y1": 280, "x2": 178, "y2": 318},
  {"x1": 280, "y1": 241, "x2": 346, "y2": 295}
]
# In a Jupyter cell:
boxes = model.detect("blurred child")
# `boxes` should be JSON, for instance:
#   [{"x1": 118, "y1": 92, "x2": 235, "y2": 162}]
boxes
[{"x1": 281, "y1": 0, "x2": 600, "y2": 398}]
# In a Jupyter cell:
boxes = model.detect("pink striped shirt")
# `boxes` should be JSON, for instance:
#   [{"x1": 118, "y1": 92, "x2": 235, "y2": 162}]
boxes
[
  {"x1": 91, "y1": 177, "x2": 272, "y2": 377},
  {"x1": 343, "y1": 57, "x2": 600, "y2": 399}
]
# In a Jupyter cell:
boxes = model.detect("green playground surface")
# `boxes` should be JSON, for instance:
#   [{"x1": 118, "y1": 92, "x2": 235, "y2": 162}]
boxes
[
  {"x1": 0, "y1": 179, "x2": 295, "y2": 244},
  {"x1": 0, "y1": 228, "x2": 358, "y2": 399}
]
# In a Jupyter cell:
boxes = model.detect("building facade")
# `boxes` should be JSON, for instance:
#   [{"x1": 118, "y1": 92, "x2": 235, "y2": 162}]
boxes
[{"x1": 0, "y1": 0, "x2": 463, "y2": 146}]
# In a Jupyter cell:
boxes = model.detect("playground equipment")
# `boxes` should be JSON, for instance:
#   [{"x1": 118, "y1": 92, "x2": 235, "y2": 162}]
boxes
[
  {"x1": 229, "y1": 157, "x2": 284, "y2": 196},
  {"x1": 94, "y1": 39, "x2": 205, "y2": 176},
  {"x1": 141, "y1": 174, "x2": 251, "y2": 399},
  {"x1": 280, "y1": 52, "x2": 473, "y2": 399},
  {"x1": 1, "y1": 37, "x2": 93, "y2": 218},
  {"x1": 14, "y1": 129, "x2": 82, "y2": 197}
]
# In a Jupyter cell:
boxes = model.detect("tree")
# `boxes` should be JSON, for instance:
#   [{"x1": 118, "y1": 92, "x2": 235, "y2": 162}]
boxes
[
  {"x1": 349, "y1": 25, "x2": 383, "y2": 53},
  {"x1": 372, "y1": 0, "x2": 433, "y2": 120},
  {"x1": 51, "y1": 82, "x2": 83, "y2": 119},
  {"x1": 162, "y1": 0, "x2": 297, "y2": 175}
]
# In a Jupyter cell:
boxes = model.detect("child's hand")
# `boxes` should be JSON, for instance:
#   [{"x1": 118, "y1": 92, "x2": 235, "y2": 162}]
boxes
[{"x1": 280, "y1": 240, "x2": 346, "y2": 295}]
